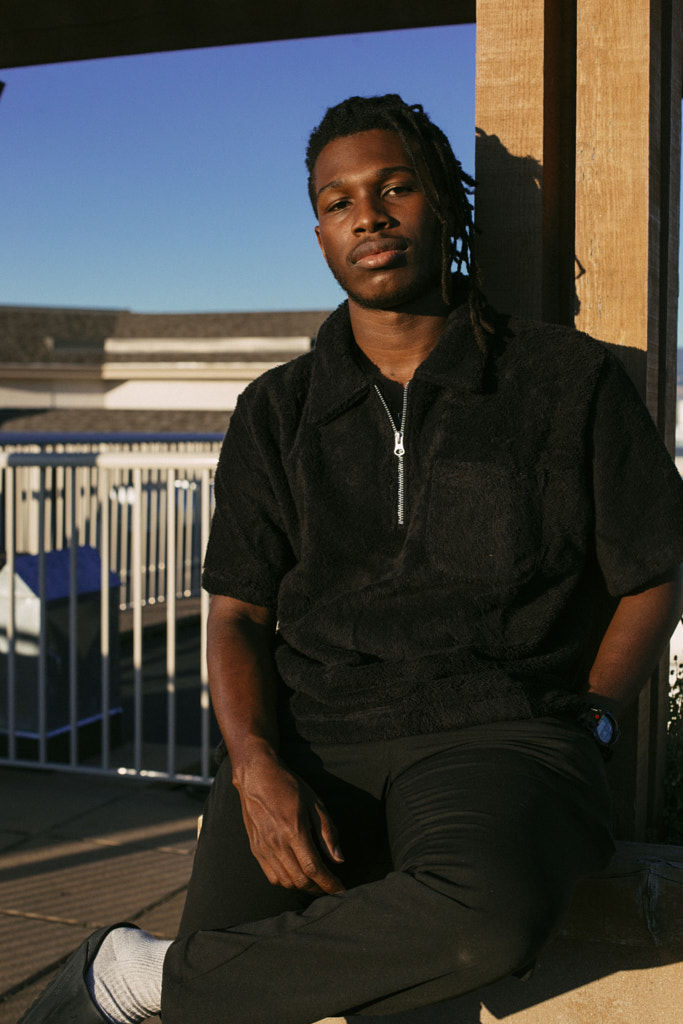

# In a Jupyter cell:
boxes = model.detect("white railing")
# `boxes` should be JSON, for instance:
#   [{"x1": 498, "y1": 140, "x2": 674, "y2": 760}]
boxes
[
  {"x1": 1, "y1": 436, "x2": 222, "y2": 608},
  {"x1": 0, "y1": 449, "x2": 218, "y2": 784}
]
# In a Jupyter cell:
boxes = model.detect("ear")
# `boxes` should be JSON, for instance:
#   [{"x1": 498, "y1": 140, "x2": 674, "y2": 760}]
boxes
[{"x1": 315, "y1": 225, "x2": 329, "y2": 265}]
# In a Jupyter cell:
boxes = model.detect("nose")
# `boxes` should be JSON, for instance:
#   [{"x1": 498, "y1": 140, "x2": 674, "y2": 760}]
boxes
[{"x1": 353, "y1": 192, "x2": 392, "y2": 233}]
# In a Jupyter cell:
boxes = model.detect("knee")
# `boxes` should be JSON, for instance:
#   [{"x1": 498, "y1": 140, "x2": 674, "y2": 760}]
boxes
[
  {"x1": 413, "y1": 870, "x2": 557, "y2": 983},
  {"x1": 450, "y1": 909, "x2": 545, "y2": 982}
]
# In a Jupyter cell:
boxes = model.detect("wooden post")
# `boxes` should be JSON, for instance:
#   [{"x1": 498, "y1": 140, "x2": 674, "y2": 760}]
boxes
[
  {"x1": 575, "y1": 1, "x2": 681, "y2": 423},
  {"x1": 475, "y1": 0, "x2": 682, "y2": 839},
  {"x1": 475, "y1": 1, "x2": 577, "y2": 324}
]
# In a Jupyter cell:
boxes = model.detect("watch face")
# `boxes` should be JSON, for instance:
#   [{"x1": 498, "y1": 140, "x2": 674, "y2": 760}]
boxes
[{"x1": 595, "y1": 715, "x2": 614, "y2": 744}]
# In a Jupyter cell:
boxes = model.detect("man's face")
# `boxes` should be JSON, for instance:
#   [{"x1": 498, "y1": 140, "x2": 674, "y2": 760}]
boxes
[{"x1": 312, "y1": 129, "x2": 443, "y2": 311}]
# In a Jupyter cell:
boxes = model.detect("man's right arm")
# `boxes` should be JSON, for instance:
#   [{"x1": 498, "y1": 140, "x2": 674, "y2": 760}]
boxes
[{"x1": 207, "y1": 593, "x2": 344, "y2": 895}]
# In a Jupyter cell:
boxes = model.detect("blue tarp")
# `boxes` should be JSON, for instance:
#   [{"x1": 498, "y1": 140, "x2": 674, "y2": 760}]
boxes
[{"x1": 13, "y1": 546, "x2": 120, "y2": 602}]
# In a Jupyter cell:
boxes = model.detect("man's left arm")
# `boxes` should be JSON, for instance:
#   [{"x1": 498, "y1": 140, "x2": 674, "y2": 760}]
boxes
[{"x1": 587, "y1": 563, "x2": 683, "y2": 712}]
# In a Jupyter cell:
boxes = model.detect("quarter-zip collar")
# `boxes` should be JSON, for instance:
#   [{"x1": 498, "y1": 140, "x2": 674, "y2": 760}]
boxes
[
  {"x1": 308, "y1": 303, "x2": 372, "y2": 425},
  {"x1": 414, "y1": 302, "x2": 489, "y2": 392},
  {"x1": 307, "y1": 296, "x2": 489, "y2": 426}
]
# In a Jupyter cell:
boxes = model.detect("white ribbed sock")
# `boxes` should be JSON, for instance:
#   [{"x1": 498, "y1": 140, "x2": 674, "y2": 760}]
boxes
[{"x1": 86, "y1": 927, "x2": 171, "y2": 1024}]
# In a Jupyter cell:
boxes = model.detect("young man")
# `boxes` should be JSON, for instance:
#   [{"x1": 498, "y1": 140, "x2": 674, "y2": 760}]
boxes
[{"x1": 21, "y1": 94, "x2": 683, "y2": 1024}]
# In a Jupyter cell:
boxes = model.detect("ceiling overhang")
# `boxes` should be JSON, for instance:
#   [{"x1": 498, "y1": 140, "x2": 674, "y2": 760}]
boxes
[{"x1": 0, "y1": 1, "x2": 475, "y2": 70}]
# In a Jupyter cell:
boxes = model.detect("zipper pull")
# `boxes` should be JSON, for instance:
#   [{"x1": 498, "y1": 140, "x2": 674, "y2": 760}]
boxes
[{"x1": 394, "y1": 431, "x2": 405, "y2": 457}]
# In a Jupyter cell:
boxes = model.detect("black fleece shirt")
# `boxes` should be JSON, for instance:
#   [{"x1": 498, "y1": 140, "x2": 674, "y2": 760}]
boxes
[{"x1": 203, "y1": 301, "x2": 683, "y2": 743}]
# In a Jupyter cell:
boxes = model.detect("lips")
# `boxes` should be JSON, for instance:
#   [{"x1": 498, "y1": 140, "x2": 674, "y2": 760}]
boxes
[{"x1": 350, "y1": 236, "x2": 408, "y2": 267}]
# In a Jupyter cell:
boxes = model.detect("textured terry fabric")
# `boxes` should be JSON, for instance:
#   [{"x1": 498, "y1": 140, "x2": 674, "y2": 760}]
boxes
[{"x1": 202, "y1": 300, "x2": 683, "y2": 743}]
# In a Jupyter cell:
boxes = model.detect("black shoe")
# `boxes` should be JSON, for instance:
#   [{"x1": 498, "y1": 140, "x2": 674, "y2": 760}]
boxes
[{"x1": 18, "y1": 923, "x2": 138, "y2": 1024}]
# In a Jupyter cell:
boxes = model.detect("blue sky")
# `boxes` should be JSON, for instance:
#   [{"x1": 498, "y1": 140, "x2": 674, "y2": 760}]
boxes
[{"x1": 0, "y1": 25, "x2": 476, "y2": 314}]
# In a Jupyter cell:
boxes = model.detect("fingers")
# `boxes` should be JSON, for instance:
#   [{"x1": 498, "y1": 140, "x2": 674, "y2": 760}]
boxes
[
  {"x1": 254, "y1": 823, "x2": 345, "y2": 895},
  {"x1": 313, "y1": 799, "x2": 345, "y2": 864},
  {"x1": 285, "y1": 837, "x2": 345, "y2": 894}
]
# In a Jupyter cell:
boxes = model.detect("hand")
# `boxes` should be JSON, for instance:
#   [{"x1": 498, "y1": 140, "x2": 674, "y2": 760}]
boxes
[{"x1": 234, "y1": 752, "x2": 345, "y2": 895}]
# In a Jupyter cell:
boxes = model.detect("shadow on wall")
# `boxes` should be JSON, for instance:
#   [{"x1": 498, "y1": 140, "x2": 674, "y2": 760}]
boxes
[{"x1": 474, "y1": 128, "x2": 648, "y2": 398}]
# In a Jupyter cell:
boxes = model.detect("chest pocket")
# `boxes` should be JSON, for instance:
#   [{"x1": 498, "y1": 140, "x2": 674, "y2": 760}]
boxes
[{"x1": 425, "y1": 459, "x2": 543, "y2": 587}]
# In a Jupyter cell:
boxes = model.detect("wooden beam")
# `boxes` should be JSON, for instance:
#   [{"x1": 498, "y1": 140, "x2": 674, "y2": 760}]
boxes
[
  {"x1": 575, "y1": 1, "x2": 681, "y2": 432},
  {"x1": 0, "y1": 0, "x2": 475, "y2": 69},
  {"x1": 576, "y1": 5, "x2": 651, "y2": 382},
  {"x1": 474, "y1": 1, "x2": 577, "y2": 324}
]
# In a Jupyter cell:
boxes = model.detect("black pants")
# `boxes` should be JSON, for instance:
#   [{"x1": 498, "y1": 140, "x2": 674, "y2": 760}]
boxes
[{"x1": 162, "y1": 718, "x2": 614, "y2": 1024}]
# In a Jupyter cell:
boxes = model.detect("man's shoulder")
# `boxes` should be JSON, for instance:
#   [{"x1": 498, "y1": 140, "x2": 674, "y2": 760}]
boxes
[
  {"x1": 500, "y1": 314, "x2": 612, "y2": 382},
  {"x1": 238, "y1": 346, "x2": 317, "y2": 414},
  {"x1": 236, "y1": 302, "x2": 350, "y2": 421},
  {"x1": 219, "y1": 350, "x2": 316, "y2": 461},
  {"x1": 504, "y1": 313, "x2": 609, "y2": 355}
]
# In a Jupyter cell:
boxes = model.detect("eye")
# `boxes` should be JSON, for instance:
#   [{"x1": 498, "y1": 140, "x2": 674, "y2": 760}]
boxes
[
  {"x1": 382, "y1": 180, "x2": 419, "y2": 197},
  {"x1": 325, "y1": 196, "x2": 351, "y2": 214}
]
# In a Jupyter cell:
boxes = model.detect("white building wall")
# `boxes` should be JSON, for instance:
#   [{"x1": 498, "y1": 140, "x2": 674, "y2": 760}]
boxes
[
  {"x1": 102, "y1": 378, "x2": 247, "y2": 410},
  {"x1": 0, "y1": 381, "x2": 109, "y2": 409},
  {"x1": 0, "y1": 378, "x2": 243, "y2": 411}
]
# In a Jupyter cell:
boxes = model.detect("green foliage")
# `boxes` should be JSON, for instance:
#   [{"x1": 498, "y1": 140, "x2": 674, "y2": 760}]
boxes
[{"x1": 662, "y1": 660, "x2": 683, "y2": 844}]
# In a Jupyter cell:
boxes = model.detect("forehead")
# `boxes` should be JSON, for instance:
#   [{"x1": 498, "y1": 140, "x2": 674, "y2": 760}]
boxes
[{"x1": 312, "y1": 129, "x2": 414, "y2": 195}]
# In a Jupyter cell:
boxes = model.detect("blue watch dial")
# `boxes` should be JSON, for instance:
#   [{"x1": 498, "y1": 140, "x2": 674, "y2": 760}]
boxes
[{"x1": 595, "y1": 715, "x2": 614, "y2": 744}]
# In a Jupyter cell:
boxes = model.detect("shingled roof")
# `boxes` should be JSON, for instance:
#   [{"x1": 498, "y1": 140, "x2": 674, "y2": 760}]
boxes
[
  {"x1": 0, "y1": 304, "x2": 332, "y2": 364},
  {"x1": 0, "y1": 407, "x2": 231, "y2": 435}
]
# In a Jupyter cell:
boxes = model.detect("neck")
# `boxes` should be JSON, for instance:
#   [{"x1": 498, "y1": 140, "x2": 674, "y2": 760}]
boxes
[{"x1": 348, "y1": 294, "x2": 450, "y2": 386}]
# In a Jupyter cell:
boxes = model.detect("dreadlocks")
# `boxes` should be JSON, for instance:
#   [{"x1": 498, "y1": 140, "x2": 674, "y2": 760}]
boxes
[{"x1": 305, "y1": 94, "x2": 494, "y2": 353}]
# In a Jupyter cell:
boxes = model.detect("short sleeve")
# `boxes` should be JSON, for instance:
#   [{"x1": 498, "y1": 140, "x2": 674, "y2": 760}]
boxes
[
  {"x1": 202, "y1": 393, "x2": 295, "y2": 607},
  {"x1": 592, "y1": 351, "x2": 683, "y2": 595}
]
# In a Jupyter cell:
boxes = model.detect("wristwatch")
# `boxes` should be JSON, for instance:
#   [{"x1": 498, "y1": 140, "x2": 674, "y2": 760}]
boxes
[{"x1": 577, "y1": 705, "x2": 619, "y2": 758}]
